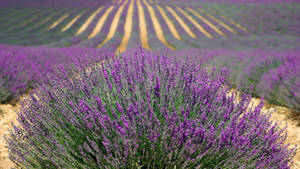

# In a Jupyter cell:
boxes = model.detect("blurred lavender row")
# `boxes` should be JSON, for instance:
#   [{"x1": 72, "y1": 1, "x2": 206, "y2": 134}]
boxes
[
  {"x1": 167, "y1": 49, "x2": 300, "y2": 112},
  {"x1": 1, "y1": 45, "x2": 299, "y2": 112},
  {"x1": 0, "y1": 44, "x2": 110, "y2": 103}
]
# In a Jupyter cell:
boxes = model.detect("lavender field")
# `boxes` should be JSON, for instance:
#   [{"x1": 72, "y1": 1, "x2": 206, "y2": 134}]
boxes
[{"x1": 0, "y1": 0, "x2": 300, "y2": 168}]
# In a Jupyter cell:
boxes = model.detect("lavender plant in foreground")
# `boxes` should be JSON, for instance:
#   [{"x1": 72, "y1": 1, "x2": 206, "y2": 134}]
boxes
[{"x1": 5, "y1": 48, "x2": 297, "y2": 168}]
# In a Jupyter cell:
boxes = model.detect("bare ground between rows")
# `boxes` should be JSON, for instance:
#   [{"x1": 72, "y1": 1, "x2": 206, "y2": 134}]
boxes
[{"x1": 0, "y1": 94, "x2": 299, "y2": 169}]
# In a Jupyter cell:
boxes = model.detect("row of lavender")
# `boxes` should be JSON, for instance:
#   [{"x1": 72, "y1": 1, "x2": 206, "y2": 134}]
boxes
[
  {"x1": 5, "y1": 47, "x2": 297, "y2": 168},
  {"x1": 0, "y1": 44, "x2": 110, "y2": 103},
  {"x1": 168, "y1": 49, "x2": 300, "y2": 112},
  {"x1": 1, "y1": 45, "x2": 299, "y2": 113}
]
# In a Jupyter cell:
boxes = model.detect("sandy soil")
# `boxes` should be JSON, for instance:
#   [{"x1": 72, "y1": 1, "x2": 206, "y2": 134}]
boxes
[
  {"x1": 0, "y1": 104, "x2": 18, "y2": 169},
  {"x1": 0, "y1": 95, "x2": 299, "y2": 168}
]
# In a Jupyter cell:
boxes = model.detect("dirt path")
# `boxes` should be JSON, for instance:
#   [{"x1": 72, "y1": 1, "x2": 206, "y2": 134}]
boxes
[
  {"x1": 0, "y1": 96, "x2": 299, "y2": 168},
  {"x1": 0, "y1": 104, "x2": 18, "y2": 169}
]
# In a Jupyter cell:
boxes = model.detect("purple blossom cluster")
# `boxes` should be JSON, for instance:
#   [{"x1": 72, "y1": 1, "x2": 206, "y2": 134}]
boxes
[
  {"x1": 0, "y1": 44, "x2": 108, "y2": 103},
  {"x1": 5, "y1": 48, "x2": 297, "y2": 168}
]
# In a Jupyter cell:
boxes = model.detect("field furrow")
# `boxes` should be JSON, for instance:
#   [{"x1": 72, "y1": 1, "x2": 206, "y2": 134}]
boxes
[
  {"x1": 187, "y1": 7, "x2": 226, "y2": 37},
  {"x1": 0, "y1": 7, "x2": 38, "y2": 29},
  {"x1": 143, "y1": 0, "x2": 175, "y2": 50},
  {"x1": 166, "y1": 6, "x2": 197, "y2": 39},
  {"x1": 3, "y1": 9, "x2": 52, "y2": 34},
  {"x1": 115, "y1": 0, "x2": 134, "y2": 53},
  {"x1": 49, "y1": 14, "x2": 70, "y2": 30},
  {"x1": 154, "y1": 5, "x2": 190, "y2": 49},
  {"x1": 196, "y1": 8, "x2": 238, "y2": 35},
  {"x1": 97, "y1": 0, "x2": 128, "y2": 48},
  {"x1": 0, "y1": 9, "x2": 60, "y2": 40},
  {"x1": 176, "y1": 6, "x2": 213, "y2": 39},
  {"x1": 96, "y1": 0, "x2": 129, "y2": 51},
  {"x1": 76, "y1": 6, "x2": 104, "y2": 35},
  {"x1": 88, "y1": 6, "x2": 115, "y2": 40},
  {"x1": 0, "y1": 8, "x2": 30, "y2": 25},
  {"x1": 157, "y1": 5, "x2": 182, "y2": 41},
  {"x1": 0, "y1": 8, "x2": 53, "y2": 35},
  {"x1": 0, "y1": 8, "x2": 72, "y2": 43},
  {"x1": 61, "y1": 10, "x2": 86, "y2": 32},
  {"x1": 137, "y1": 0, "x2": 151, "y2": 50},
  {"x1": 207, "y1": 7, "x2": 249, "y2": 33},
  {"x1": 17, "y1": 8, "x2": 87, "y2": 45}
]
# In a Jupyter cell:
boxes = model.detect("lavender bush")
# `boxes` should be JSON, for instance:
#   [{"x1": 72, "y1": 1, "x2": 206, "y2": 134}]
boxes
[{"x1": 5, "y1": 48, "x2": 297, "y2": 168}]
